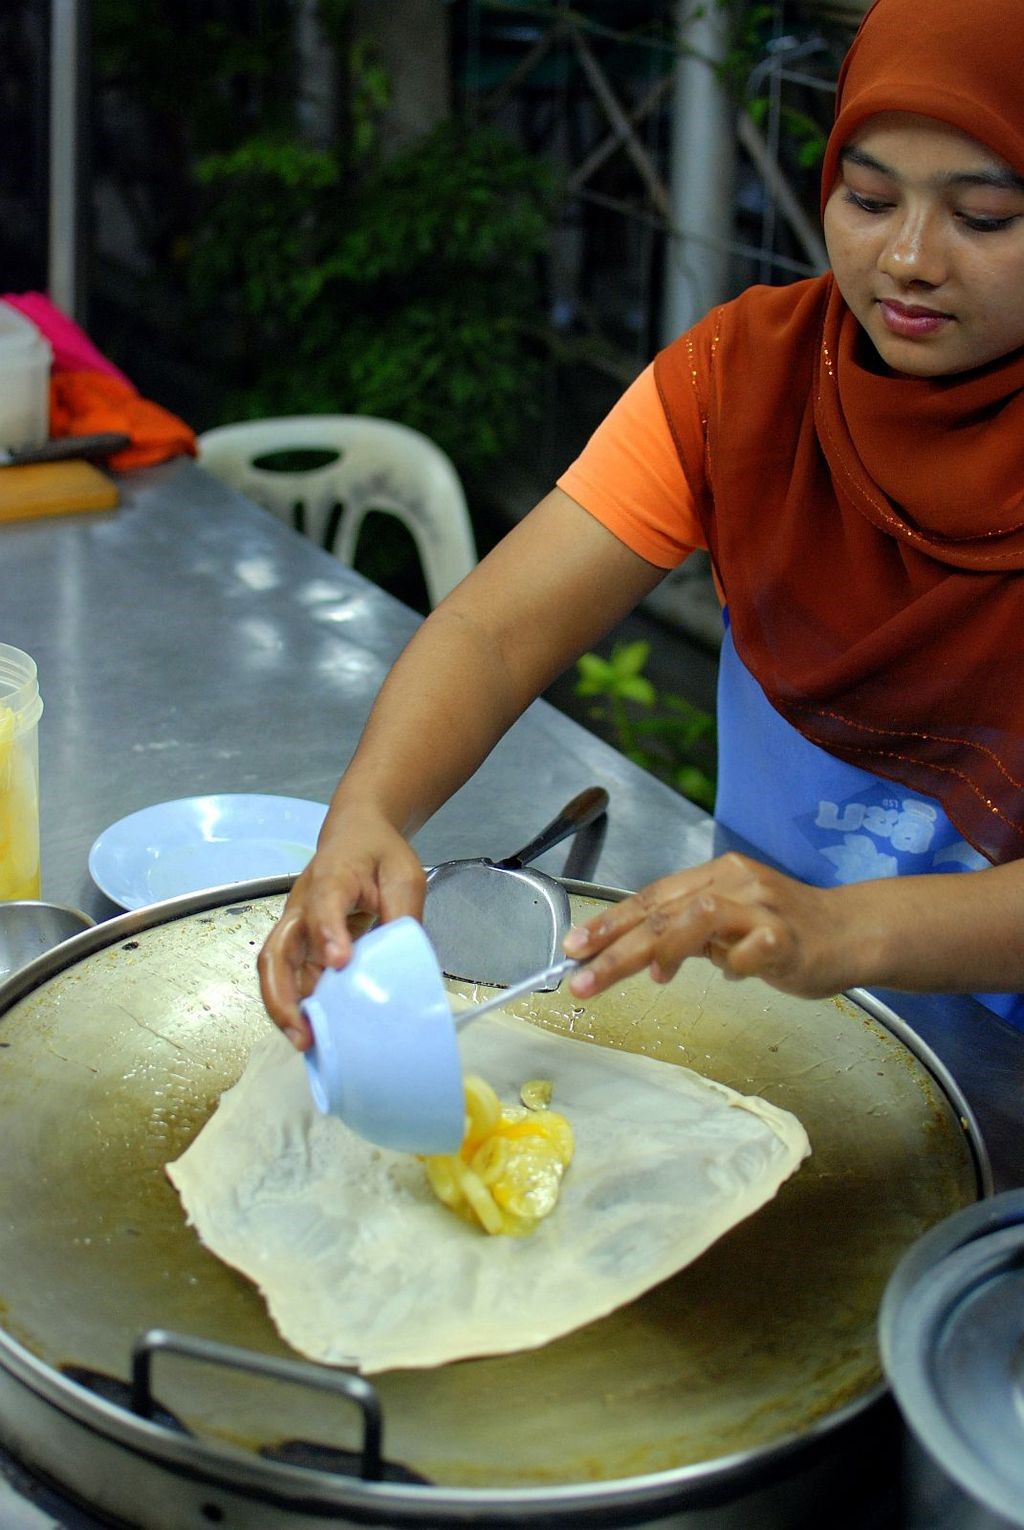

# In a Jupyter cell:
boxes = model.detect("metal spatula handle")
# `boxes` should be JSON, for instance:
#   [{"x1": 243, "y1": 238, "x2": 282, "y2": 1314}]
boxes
[
  {"x1": 453, "y1": 957, "x2": 579, "y2": 1030},
  {"x1": 495, "y1": 786, "x2": 608, "y2": 870}
]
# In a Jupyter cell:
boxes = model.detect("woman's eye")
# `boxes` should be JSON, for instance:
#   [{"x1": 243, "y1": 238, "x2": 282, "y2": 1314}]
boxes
[
  {"x1": 844, "y1": 189, "x2": 891, "y2": 215},
  {"x1": 956, "y1": 212, "x2": 1018, "y2": 233}
]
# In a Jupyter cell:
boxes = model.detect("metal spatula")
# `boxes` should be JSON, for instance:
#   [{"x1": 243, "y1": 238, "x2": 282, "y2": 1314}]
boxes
[
  {"x1": 422, "y1": 786, "x2": 608, "y2": 989},
  {"x1": 453, "y1": 956, "x2": 580, "y2": 1027}
]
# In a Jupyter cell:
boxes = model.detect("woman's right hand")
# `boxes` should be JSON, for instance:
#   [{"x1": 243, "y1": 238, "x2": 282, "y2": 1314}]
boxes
[
  {"x1": 257, "y1": 490, "x2": 668, "y2": 1048},
  {"x1": 257, "y1": 805, "x2": 427, "y2": 1049}
]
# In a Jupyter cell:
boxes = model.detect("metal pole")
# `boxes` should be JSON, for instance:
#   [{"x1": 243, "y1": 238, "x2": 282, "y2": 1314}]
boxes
[
  {"x1": 661, "y1": 0, "x2": 737, "y2": 345},
  {"x1": 48, "y1": 0, "x2": 89, "y2": 322},
  {"x1": 294, "y1": 0, "x2": 337, "y2": 149}
]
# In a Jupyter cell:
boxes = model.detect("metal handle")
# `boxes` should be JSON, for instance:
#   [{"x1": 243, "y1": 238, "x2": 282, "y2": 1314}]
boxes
[
  {"x1": 495, "y1": 785, "x2": 609, "y2": 870},
  {"x1": 1, "y1": 431, "x2": 132, "y2": 466},
  {"x1": 454, "y1": 956, "x2": 579, "y2": 1029},
  {"x1": 131, "y1": 1328, "x2": 383, "y2": 1480}
]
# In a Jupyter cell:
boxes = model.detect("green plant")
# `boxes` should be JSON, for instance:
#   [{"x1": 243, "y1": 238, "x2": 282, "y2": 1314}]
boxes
[
  {"x1": 91, "y1": 2, "x2": 558, "y2": 487},
  {"x1": 575, "y1": 641, "x2": 717, "y2": 810},
  {"x1": 719, "y1": 1, "x2": 833, "y2": 172},
  {"x1": 186, "y1": 118, "x2": 557, "y2": 478},
  {"x1": 747, "y1": 97, "x2": 827, "y2": 169}
]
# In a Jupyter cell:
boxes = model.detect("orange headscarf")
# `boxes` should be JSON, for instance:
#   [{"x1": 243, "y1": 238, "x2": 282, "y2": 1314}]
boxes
[{"x1": 655, "y1": 0, "x2": 1024, "y2": 863}]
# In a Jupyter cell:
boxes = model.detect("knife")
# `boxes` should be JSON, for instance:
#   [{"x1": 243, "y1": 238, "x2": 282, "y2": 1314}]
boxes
[{"x1": 0, "y1": 433, "x2": 131, "y2": 467}]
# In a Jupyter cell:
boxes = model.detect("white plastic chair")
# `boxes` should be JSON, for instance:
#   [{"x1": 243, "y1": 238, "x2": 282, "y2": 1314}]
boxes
[{"x1": 197, "y1": 415, "x2": 478, "y2": 607}]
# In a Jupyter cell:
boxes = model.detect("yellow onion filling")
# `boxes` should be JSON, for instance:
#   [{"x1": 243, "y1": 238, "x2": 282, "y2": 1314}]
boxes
[{"x1": 424, "y1": 1076, "x2": 574, "y2": 1236}]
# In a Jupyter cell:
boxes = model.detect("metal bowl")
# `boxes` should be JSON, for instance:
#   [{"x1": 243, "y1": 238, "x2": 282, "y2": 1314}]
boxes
[{"x1": 0, "y1": 899, "x2": 95, "y2": 981}]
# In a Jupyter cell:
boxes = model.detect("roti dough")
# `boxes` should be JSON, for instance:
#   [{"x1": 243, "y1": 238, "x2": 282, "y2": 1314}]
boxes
[{"x1": 167, "y1": 1012, "x2": 810, "y2": 1372}]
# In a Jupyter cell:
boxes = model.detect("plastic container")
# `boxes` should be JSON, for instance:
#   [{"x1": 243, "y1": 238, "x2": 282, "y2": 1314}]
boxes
[
  {"x1": 0, "y1": 645, "x2": 43, "y2": 900},
  {"x1": 0, "y1": 302, "x2": 52, "y2": 453},
  {"x1": 301, "y1": 916, "x2": 466, "y2": 1155},
  {"x1": 301, "y1": 915, "x2": 579, "y2": 1155}
]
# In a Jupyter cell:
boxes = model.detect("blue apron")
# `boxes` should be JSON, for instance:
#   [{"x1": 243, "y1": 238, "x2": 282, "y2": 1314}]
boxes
[{"x1": 714, "y1": 618, "x2": 1023, "y2": 1028}]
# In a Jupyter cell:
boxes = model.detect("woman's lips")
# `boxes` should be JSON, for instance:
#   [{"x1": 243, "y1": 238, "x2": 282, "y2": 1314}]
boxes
[{"x1": 878, "y1": 299, "x2": 951, "y2": 338}]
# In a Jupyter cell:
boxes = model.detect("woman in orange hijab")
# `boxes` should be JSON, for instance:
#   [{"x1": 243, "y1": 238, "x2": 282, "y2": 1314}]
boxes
[{"x1": 259, "y1": 0, "x2": 1024, "y2": 1039}]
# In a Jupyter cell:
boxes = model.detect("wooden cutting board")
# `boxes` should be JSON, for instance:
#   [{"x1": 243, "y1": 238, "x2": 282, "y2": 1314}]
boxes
[{"x1": 0, "y1": 461, "x2": 119, "y2": 522}]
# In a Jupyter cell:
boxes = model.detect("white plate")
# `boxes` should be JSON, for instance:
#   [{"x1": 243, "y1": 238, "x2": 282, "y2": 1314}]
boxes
[{"x1": 88, "y1": 794, "x2": 328, "y2": 910}]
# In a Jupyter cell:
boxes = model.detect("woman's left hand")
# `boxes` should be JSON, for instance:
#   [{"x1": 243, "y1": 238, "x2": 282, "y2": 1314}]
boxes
[{"x1": 564, "y1": 852, "x2": 860, "y2": 1001}]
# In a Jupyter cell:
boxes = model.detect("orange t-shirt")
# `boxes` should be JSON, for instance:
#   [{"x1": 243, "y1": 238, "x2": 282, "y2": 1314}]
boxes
[{"x1": 556, "y1": 362, "x2": 706, "y2": 569}]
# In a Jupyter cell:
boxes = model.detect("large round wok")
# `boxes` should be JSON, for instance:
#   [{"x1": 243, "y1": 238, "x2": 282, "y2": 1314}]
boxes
[{"x1": 0, "y1": 879, "x2": 984, "y2": 1527}]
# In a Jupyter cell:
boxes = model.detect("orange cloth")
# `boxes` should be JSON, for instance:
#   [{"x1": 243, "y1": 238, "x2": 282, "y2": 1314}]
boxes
[
  {"x1": 49, "y1": 370, "x2": 197, "y2": 472},
  {"x1": 557, "y1": 365, "x2": 703, "y2": 569},
  {"x1": 649, "y1": 0, "x2": 1024, "y2": 867}
]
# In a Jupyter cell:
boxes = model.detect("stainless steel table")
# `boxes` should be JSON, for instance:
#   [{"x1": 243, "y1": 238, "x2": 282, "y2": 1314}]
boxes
[
  {"x1": 0, "y1": 456, "x2": 1022, "y2": 1528},
  {"x1": 9, "y1": 458, "x2": 716, "y2": 922}
]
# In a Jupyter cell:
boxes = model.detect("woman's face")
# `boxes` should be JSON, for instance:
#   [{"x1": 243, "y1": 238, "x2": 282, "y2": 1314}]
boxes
[{"x1": 823, "y1": 113, "x2": 1024, "y2": 376}]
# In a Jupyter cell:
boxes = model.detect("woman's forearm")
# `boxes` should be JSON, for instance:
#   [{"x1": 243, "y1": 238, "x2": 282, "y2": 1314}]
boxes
[
  {"x1": 258, "y1": 491, "x2": 666, "y2": 1034},
  {"x1": 834, "y1": 858, "x2": 1024, "y2": 994},
  {"x1": 324, "y1": 602, "x2": 545, "y2": 840},
  {"x1": 319, "y1": 488, "x2": 666, "y2": 843},
  {"x1": 566, "y1": 852, "x2": 1024, "y2": 1003}
]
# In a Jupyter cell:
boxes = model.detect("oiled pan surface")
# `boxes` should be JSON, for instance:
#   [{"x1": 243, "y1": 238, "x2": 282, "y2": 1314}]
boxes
[{"x1": 0, "y1": 893, "x2": 978, "y2": 1487}]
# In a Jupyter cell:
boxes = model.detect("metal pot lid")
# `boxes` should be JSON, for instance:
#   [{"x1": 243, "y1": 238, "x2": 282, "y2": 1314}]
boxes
[{"x1": 879, "y1": 1189, "x2": 1024, "y2": 1528}]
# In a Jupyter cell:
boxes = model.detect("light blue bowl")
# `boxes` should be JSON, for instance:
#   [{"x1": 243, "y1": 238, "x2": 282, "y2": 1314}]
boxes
[{"x1": 301, "y1": 916, "x2": 466, "y2": 1155}]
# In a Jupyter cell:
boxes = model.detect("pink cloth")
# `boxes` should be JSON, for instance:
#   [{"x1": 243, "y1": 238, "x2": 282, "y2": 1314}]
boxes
[
  {"x1": 1, "y1": 291, "x2": 132, "y2": 386},
  {"x1": 2, "y1": 290, "x2": 196, "y2": 469}
]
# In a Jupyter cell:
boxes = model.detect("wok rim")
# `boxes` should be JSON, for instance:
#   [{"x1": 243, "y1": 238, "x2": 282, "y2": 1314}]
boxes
[
  {"x1": 0, "y1": 1317, "x2": 890, "y2": 1523},
  {"x1": 0, "y1": 874, "x2": 991, "y2": 1521}
]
